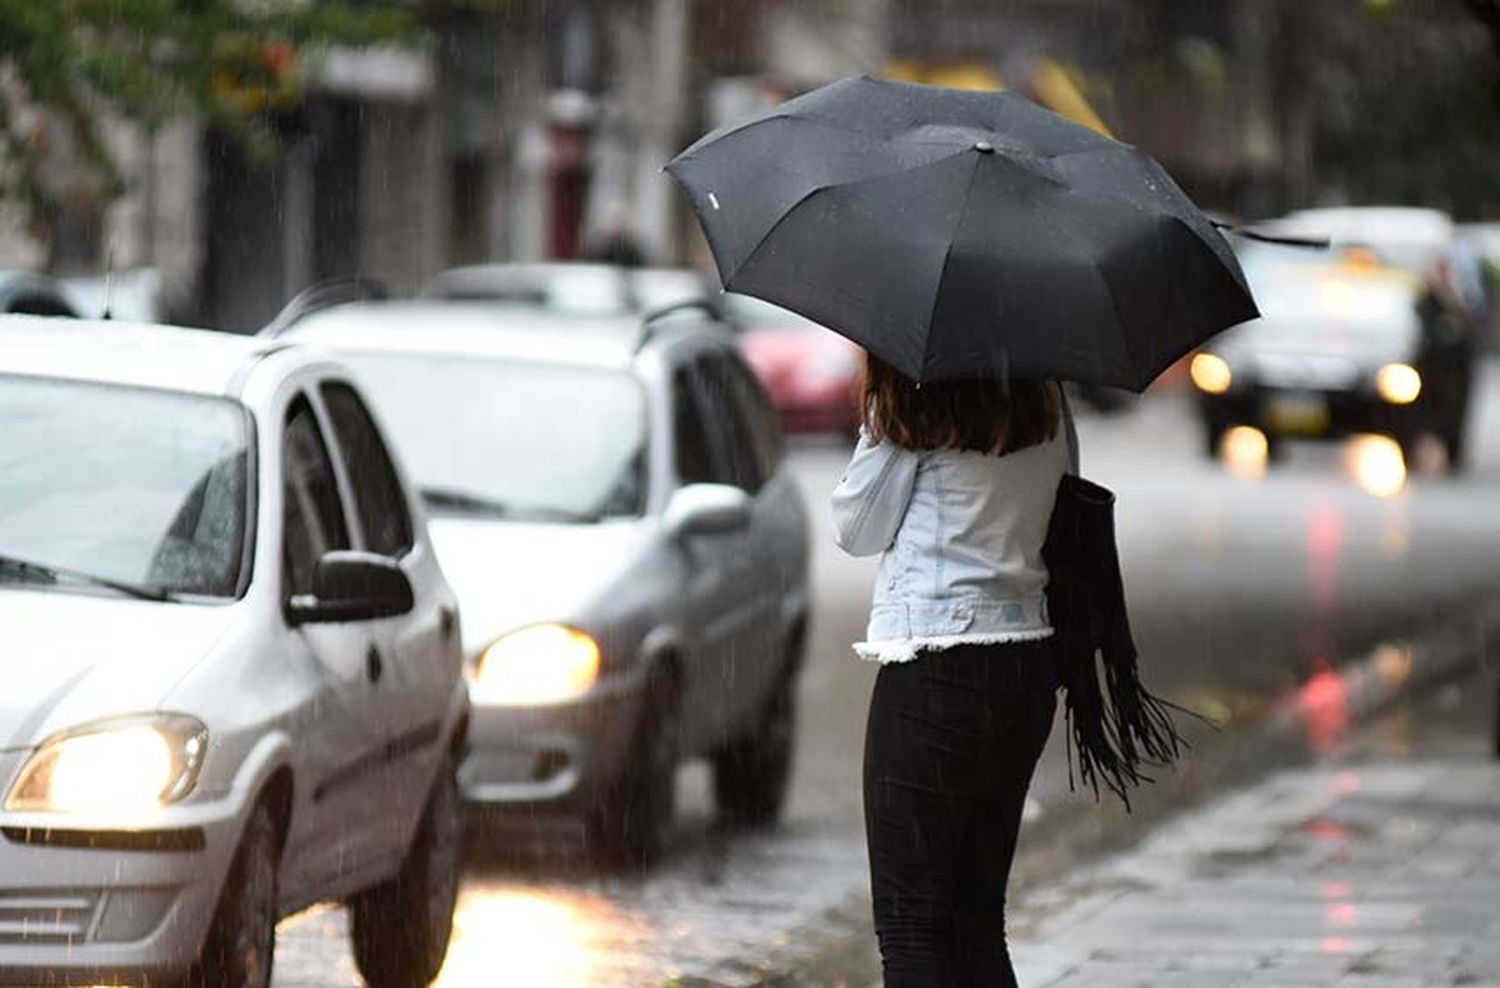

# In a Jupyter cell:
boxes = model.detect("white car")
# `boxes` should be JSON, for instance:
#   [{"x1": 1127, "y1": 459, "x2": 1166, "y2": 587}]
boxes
[
  {"x1": 1259, "y1": 206, "x2": 1456, "y2": 275},
  {"x1": 276, "y1": 298, "x2": 811, "y2": 866},
  {"x1": 0, "y1": 318, "x2": 467, "y2": 987}
]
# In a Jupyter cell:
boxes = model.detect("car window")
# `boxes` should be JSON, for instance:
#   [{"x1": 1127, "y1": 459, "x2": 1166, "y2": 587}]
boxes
[
  {"x1": 694, "y1": 353, "x2": 765, "y2": 492},
  {"x1": 283, "y1": 396, "x2": 350, "y2": 597},
  {"x1": 723, "y1": 352, "x2": 783, "y2": 478},
  {"x1": 672, "y1": 368, "x2": 718, "y2": 486},
  {"x1": 320, "y1": 382, "x2": 413, "y2": 557}
]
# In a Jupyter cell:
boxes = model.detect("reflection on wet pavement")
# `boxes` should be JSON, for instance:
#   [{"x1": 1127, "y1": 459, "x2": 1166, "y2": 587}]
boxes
[
  {"x1": 435, "y1": 886, "x2": 627, "y2": 987},
  {"x1": 1005, "y1": 665, "x2": 1500, "y2": 987},
  {"x1": 274, "y1": 792, "x2": 870, "y2": 988},
  {"x1": 1222, "y1": 425, "x2": 1270, "y2": 479},
  {"x1": 1345, "y1": 433, "x2": 1407, "y2": 498}
]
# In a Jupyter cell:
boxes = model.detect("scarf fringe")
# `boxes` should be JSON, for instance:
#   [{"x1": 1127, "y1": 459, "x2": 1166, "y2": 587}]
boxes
[
  {"x1": 1058, "y1": 640, "x2": 1200, "y2": 809},
  {"x1": 1043, "y1": 474, "x2": 1201, "y2": 810}
]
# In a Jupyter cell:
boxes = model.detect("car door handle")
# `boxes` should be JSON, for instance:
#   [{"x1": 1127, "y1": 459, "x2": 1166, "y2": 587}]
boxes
[{"x1": 365, "y1": 645, "x2": 384, "y2": 684}]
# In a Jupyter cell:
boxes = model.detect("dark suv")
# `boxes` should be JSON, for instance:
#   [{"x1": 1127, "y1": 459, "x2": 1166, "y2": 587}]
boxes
[{"x1": 1191, "y1": 245, "x2": 1476, "y2": 469}]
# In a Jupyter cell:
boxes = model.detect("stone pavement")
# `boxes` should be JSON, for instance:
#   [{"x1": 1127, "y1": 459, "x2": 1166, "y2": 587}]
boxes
[{"x1": 997, "y1": 676, "x2": 1500, "y2": 988}]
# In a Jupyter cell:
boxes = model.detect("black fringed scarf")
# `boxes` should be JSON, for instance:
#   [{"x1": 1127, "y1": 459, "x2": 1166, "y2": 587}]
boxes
[{"x1": 1041, "y1": 473, "x2": 1188, "y2": 806}]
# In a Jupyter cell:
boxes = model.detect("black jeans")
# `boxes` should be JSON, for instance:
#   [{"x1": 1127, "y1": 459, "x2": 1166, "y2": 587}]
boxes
[{"x1": 864, "y1": 639, "x2": 1059, "y2": 987}]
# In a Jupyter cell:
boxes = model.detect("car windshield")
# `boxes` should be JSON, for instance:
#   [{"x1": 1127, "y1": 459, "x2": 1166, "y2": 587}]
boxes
[
  {"x1": 0, "y1": 375, "x2": 251, "y2": 598},
  {"x1": 340, "y1": 353, "x2": 648, "y2": 522},
  {"x1": 1238, "y1": 245, "x2": 1419, "y2": 337}
]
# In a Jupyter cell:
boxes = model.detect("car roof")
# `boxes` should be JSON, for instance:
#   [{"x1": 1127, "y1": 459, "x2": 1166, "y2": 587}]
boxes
[
  {"x1": 281, "y1": 299, "x2": 651, "y2": 369},
  {"x1": 1266, "y1": 207, "x2": 1454, "y2": 249},
  {"x1": 0, "y1": 315, "x2": 283, "y2": 396},
  {"x1": 422, "y1": 262, "x2": 710, "y2": 314},
  {"x1": 1251, "y1": 207, "x2": 1455, "y2": 276}
]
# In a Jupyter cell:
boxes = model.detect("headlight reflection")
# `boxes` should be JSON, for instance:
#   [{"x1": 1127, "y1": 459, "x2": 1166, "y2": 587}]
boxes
[
  {"x1": 1221, "y1": 425, "x2": 1269, "y2": 479},
  {"x1": 1346, "y1": 434, "x2": 1407, "y2": 499},
  {"x1": 435, "y1": 888, "x2": 627, "y2": 987}
]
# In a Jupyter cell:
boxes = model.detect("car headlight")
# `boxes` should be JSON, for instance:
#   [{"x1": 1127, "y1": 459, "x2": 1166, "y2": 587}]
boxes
[
  {"x1": 1376, "y1": 363, "x2": 1421, "y2": 404},
  {"x1": 469, "y1": 624, "x2": 601, "y2": 706},
  {"x1": 1190, "y1": 353, "x2": 1233, "y2": 394},
  {"x1": 4, "y1": 715, "x2": 208, "y2": 815}
]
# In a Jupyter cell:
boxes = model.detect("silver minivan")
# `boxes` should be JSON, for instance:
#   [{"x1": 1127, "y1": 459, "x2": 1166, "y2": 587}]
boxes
[{"x1": 278, "y1": 298, "x2": 811, "y2": 866}]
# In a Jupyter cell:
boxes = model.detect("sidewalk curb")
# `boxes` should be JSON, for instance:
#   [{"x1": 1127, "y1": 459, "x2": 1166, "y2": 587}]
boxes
[{"x1": 739, "y1": 594, "x2": 1500, "y2": 988}]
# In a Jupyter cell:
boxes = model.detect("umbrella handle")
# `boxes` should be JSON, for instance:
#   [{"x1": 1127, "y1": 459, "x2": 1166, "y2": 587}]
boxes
[{"x1": 1211, "y1": 220, "x2": 1330, "y2": 250}]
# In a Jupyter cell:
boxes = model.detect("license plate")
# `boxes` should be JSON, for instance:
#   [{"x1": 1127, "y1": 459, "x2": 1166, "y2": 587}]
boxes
[{"x1": 1264, "y1": 393, "x2": 1329, "y2": 435}]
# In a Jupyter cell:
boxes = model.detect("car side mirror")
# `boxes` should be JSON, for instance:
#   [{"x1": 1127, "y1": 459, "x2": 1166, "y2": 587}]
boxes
[
  {"x1": 287, "y1": 550, "x2": 414, "y2": 625},
  {"x1": 664, "y1": 483, "x2": 752, "y2": 538}
]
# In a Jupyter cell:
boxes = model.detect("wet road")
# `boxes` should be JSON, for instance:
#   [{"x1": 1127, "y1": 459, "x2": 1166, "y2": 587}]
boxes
[{"x1": 274, "y1": 364, "x2": 1500, "y2": 987}]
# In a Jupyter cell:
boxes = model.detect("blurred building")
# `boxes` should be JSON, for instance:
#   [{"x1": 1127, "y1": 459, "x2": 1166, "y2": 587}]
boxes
[
  {"x1": 449, "y1": 0, "x2": 889, "y2": 269},
  {"x1": 196, "y1": 42, "x2": 446, "y2": 331},
  {"x1": 3, "y1": 0, "x2": 1486, "y2": 327}
]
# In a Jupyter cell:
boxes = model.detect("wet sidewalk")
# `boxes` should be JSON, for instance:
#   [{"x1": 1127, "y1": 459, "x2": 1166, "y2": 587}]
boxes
[{"x1": 1002, "y1": 674, "x2": 1500, "y2": 988}]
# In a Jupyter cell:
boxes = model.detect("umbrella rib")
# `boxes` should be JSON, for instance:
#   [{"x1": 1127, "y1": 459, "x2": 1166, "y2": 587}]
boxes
[
  {"x1": 782, "y1": 110, "x2": 981, "y2": 149},
  {"x1": 919, "y1": 153, "x2": 985, "y2": 383},
  {"x1": 722, "y1": 148, "x2": 977, "y2": 291},
  {"x1": 672, "y1": 112, "x2": 795, "y2": 163}
]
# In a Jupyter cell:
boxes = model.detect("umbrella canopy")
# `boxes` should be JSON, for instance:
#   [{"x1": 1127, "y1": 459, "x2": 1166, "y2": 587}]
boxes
[{"x1": 667, "y1": 75, "x2": 1258, "y2": 390}]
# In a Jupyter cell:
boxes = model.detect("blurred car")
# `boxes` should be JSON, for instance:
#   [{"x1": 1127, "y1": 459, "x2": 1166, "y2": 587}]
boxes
[
  {"x1": 1259, "y1": 206, "x2": 1456, "y2": 275},
  {"x1": 0, "y1": 318, "x2": 466, "y2": 986},
  {"x1": 1191, "y1": 243, "x2": 1475, "y2": 468},
  {"x1": 0, "y1": 270, "x2": 78, "y2": 316},
  {"x1": 423, "y1": 262, "x2": 708, "y2": 317},
  {"x1": 725, "y1": 293, "x2": 863, "y2": 436},
  {"x1": 1455, "y1": 222, "x2": 1499, "y2": 339},
  {"x1": 274, "y1": 298, "x2": 811, "y2": 865}
]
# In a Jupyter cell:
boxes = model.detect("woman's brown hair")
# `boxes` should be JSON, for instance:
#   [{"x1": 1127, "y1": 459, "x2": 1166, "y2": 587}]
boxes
[{"x1": 860, "y1": 353, "x2": 1062, "y2": 455}]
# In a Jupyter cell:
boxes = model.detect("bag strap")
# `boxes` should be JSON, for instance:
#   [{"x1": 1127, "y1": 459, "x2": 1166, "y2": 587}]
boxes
[{"x1": 1060, "y1": 384, "x2": 1080, "y2": 475}]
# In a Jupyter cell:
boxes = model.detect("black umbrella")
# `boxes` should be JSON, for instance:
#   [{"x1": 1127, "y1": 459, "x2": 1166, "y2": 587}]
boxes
[{"x1": 667, "y1": 75, "x2": 1258, "y2": 390}]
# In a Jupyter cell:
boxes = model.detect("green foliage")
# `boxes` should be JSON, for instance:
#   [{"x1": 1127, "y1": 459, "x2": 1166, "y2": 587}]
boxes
[
  {"x1": 1308, "y1": 0, "x2": 1500, "y2": 218},
  {"x1": 0, "y1": 0, "x2": 435, "y2": 227}
]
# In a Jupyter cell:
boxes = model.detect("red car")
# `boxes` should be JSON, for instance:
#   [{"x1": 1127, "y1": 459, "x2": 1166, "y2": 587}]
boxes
[{"x1": 729, "y1": 294, "x2": 863, "y2": 436}]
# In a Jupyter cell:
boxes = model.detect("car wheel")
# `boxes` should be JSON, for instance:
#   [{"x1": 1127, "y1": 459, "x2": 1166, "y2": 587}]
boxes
[
  {"x1": 1202, "y1": 420, "x2": 1227, "y2": 461},
  {"x1": 350, "y1": 755, "x2": 461, "y2": 988},
  {"x1": 1442, "y1": 422, "x2": 1469, "y2": 474},
  {"x1": 713, "y1": 670, "x2": 797, "y2": 828},
  {"x1": 1395, "y1": 429, "x2": 1423, "y2": 472},
  {"x1": 1493, "y1": 668, "x2": 1500, "y2": 762},
  {"x1": 585, "y1": 668, "x2": 680, "y2": 869},
  {"x1": 182, "y1": 802, "x2": 278, "y2": 988}
]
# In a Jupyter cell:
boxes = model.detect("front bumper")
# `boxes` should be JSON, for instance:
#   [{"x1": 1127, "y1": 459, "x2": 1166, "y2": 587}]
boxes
[
  {"x1": 0, "y1": 760, "x2": 246, "y2": 986},
  {"x1": 1200, "y1": 386, "x2": 1425, "y2": 442},
  {"x1": 459, "y1": 670, "x2": 648, "y2": 816}
]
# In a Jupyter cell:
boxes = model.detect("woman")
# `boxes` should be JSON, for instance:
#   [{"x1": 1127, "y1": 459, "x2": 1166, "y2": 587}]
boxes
[{"x1": 831, "y1": 355, "x2": 1075, "y2": 987}]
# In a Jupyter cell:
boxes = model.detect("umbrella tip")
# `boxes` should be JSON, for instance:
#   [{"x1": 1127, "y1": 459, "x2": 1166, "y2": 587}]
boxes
[{"x1": 974, "y1": 141, "x2": 995, "y2": 154}]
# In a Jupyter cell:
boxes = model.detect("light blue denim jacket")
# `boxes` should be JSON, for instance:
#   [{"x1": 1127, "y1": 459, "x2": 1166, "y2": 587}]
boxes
[{"x1": 830, "y1": 406, "x2": 1078, "y2": 662}]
